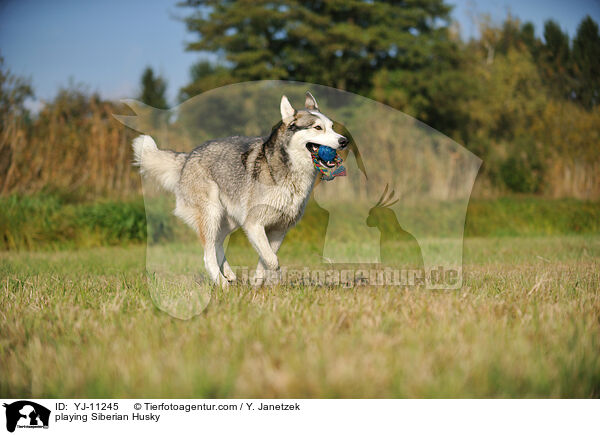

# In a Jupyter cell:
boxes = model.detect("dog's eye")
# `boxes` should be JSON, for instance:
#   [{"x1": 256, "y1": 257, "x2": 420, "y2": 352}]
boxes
[{"x1": 314, "y1": 125, "x2": 322, "y2": 130}]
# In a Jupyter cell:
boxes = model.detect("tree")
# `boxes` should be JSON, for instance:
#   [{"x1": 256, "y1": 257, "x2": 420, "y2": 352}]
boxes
[
  {"x1": 179, "y1": 0, "x2": 457, "y2": 97},
  {"x1": 139, "y1": 66, "x2": 168, "y2": 109},
  {"x1": 519, "y1": 21, "x2": 538, "y2": 56},
  {"x1": 537, "y1": 20, "x2": 572, "y2": 99},
  {"x1": 0, "y1": 56, "x2": 33, "y2": 116},
  {"x1": 179, "y1": 61, "x2": 234, "y2": 101},
  {"x1": 572, "y1": 15, "x2": 600, "y2": 109},
  {"x1": 459, "y1": 46, "x2": 548, "y2": 192},
  {"x1": 0, "y1": 56, "x2": 33, "y2": 189},
  {"x1": 543, "y1": 20, "x2": 570, "y2": 66}
]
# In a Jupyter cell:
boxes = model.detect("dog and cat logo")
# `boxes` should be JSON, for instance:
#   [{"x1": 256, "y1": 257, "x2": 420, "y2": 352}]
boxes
[{"x1": 3, "y1": 401, "x2": 50, "y2": 432}]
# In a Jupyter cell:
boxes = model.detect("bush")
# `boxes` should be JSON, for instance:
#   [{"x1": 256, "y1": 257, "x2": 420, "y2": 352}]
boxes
[
  {"x1": 1, "y1": 194, "x2": 599, "y2": 251},
  {"x1": 0, "y1": 194, "x2": 152, "y2": 250},
  {"x1": 500, "y1": 155, "x2": 538, "y2": 193}
]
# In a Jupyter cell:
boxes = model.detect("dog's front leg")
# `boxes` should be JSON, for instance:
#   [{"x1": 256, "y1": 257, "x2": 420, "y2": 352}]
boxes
[
  {"x1": 255, "y1": 228, "x2": 287, "y2": 285},
  {"x1": 243, "y1": 223, "x2": 280, "y2": 285}
]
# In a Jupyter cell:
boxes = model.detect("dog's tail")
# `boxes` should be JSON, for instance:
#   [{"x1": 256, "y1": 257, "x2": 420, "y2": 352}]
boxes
[{"x1": 132, "y1": 135, "x2": 186, "y2": 192}]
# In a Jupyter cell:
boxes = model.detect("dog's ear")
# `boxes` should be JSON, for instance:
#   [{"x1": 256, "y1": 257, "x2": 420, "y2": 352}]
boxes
[
  {"x1": 305, "y1": 91, "x2": 319, "y2": 110},
  {"x1": 280, "y1": 95, "x2": 295, "y2": 124}
]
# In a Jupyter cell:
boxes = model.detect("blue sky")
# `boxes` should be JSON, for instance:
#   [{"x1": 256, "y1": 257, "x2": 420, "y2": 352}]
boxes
[{"x1": 1, "y1": 0, "x2": 599, "y2": 109}]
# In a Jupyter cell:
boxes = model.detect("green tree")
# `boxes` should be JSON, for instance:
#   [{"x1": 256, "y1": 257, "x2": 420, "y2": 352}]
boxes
[
  {"x1": 0, "y1": 56, "x2": 33, "y2": 116},
  {"x1": 519, "y1": 21, "x2": 538, "y2": 56},
  {"x1": 0, "y1": 56, "x2": 33, "y2": 189},
  {"x1": 460, "y1": 46, "x2": 548, "y2": 193},
  {"x1": 179, "y1": 0, "x2": 457, "y2": 96},
  {"x1": 543, "y1": 20, "x2": 570, "y2": 66},
  {"x1": 139, "y1": 66, "x2": 168, "y2": 109},
  {"x1": 572, "y1": 15, "x2": 600, "y2": 109},
  {"x1": 179, "y1": 61, "x2": 234, "y2": 101},
  {"x1": 538, "y1": 20, "x2": 572, "y2": 99}
]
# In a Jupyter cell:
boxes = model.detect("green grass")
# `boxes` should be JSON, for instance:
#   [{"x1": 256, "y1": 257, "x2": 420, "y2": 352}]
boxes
[
  {"x1": 0, "y1": 194, "x2": 148, "y2": 250},
  {"x1": 1, "y1": 235, "x2": 599, "y2": 398},
  {"x1": 1, "y1": 194, "x2": 600, "y2": 250},
  {"x1": 465, "y1": 197, "x2": 600, "y2": 236}
]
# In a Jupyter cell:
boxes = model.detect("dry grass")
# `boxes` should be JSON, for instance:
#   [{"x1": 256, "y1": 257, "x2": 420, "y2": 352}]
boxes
[
  {"x1": 2, "y1": 85, "x2": 600, "y2": 200},
  {"x1": 1, "y1": 90, "x2": 139, "y2": 198},
  {"x1": 0, "y1": 236, "x2": 599, "y2": 398}
]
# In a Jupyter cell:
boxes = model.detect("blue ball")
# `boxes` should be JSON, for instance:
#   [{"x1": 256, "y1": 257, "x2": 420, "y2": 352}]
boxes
[{"x1": 317, "y1": 146, "x2": 337, "y2": 162}]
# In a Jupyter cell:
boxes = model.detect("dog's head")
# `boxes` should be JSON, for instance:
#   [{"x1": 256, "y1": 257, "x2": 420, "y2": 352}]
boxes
[{"x1": 280, "y1": 92, "x2": 348, "y2": 169}]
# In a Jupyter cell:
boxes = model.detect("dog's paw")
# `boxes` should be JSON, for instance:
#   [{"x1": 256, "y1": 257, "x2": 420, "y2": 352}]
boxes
[
  {"x1": 252, "y1": 267, "x2": 281, "y2": 286},
  {"x1": 222, "y1": 262, "x2": 237, "y2": 282},
  {"x1": 223, "y1": 271, "x2": 237, "y2": 282},
  {"x1": 216, "y1": 274, "x2": 231, "y2": 289},
  {"x1": 265, "y1": 268, "x2": 283, "y2": 286},
  {"x1": 251, "y1": 275, "x2": 265, "y2": 287}
]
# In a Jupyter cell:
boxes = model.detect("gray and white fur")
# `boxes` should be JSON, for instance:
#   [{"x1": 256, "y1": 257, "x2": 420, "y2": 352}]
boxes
[{"x1": 132, "y1": 92, "x2": 348, "y2": 286}]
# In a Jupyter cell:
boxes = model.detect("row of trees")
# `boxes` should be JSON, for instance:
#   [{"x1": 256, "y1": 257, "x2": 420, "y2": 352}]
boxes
[
  {"x1": 166, "y1": 1, "x2": 599, "y2": 196},
  {"x1": 176, "y1": 2, "x2": 599, "y2": 110},
  {"x1": 2, "y1": 1, "x2": 599, "y2": 198}
]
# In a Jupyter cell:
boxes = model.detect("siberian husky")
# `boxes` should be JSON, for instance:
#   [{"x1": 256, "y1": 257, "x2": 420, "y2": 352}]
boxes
[{"x1": 132, "y1": 92, "x2": 348, "y2": 286}]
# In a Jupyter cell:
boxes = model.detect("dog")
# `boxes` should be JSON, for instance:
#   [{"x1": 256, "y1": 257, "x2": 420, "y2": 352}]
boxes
[{"x1": 132, "y1": 92, "x2": 348, "y2": 286}]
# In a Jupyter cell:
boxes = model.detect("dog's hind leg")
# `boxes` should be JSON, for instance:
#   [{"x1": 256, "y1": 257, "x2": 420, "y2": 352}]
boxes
[
  {"x1": 267, "y1": 228, "x2": 287, "y2": 253},
  {"x1": 216, "y1": 244, "x2": 236, "y2": 282},
  {"x1": 185, "y1": 200, "x2": 229, "y2": 287},
  {"x1": 204, "y1": 240, "x2": 227, "y2": 286},
  {"x1": 216, "y1": 220, "x2": 237, "y2": 282},
  {"x1": 204, "y1": 210, "x2": 231, "y2": 287},
  {"x1": 174, "y1": 198, "x2": 225, "y2": 285}
]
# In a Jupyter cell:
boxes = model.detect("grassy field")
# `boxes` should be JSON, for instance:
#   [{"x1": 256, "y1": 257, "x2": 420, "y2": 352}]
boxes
[
  {"x1": 2, "y1": 194, "x2": 599, "y2": 250},
  {"x1": 1, "y1": 235, "x2": 599, "y2": 398}
]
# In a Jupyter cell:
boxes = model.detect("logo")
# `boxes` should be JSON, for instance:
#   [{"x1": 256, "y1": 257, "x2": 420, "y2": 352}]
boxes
[
  {"x1": 115, "y1": 81, "x2": 481, "y2": 319},
  {"x1": 3, "y1": 401, "x2": 50, "y2": 433}
]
